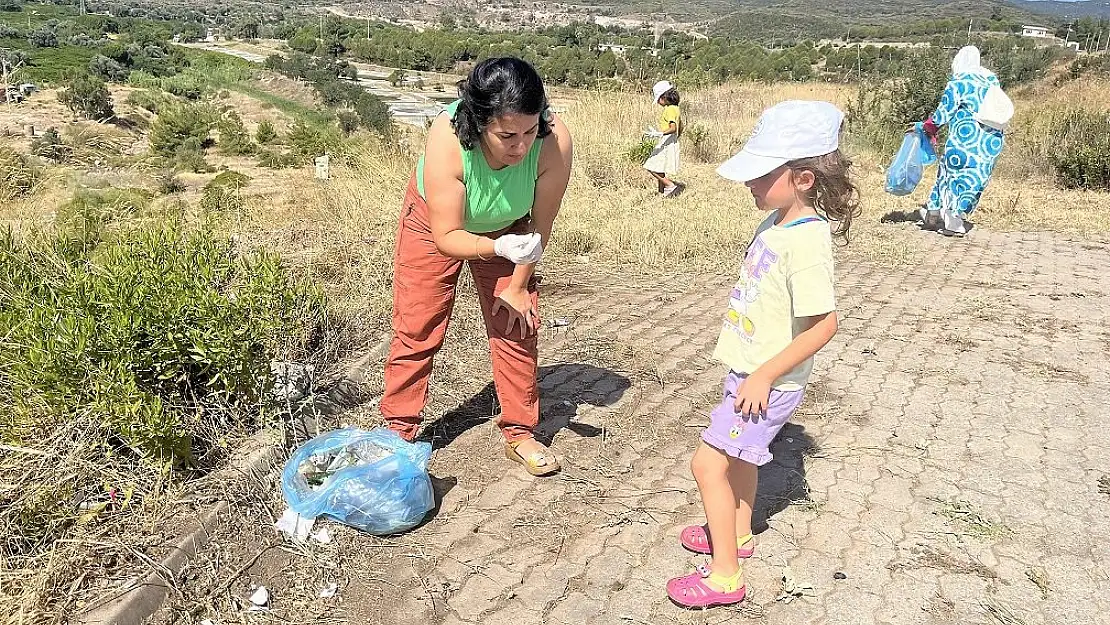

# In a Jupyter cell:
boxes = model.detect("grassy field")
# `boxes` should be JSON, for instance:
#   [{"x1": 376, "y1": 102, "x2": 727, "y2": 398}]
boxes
[{"x1": 2, "y1": 63, "x2": 1110, "y2": 621}]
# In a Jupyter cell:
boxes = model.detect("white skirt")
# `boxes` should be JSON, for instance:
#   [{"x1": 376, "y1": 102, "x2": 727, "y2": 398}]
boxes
[{"x1": 643, "y1": 134, "x2": 680, "y2": 175}]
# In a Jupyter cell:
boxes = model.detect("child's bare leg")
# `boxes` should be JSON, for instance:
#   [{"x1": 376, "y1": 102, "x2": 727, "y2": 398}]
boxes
[
  {"x1": 692, "y1": 443, "x2": 742, "y2": 582},
  {"x1": 728, "y1": 458, "x2": 758, "y2": 541},
  {"x1": 649, "y1": 170, "x2": 666, "y2": 192}
]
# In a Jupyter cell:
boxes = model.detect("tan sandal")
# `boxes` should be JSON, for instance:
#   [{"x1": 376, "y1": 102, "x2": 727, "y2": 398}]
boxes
[{"x1": 505, "y1": 438, "x2": 561, "y2": 477}]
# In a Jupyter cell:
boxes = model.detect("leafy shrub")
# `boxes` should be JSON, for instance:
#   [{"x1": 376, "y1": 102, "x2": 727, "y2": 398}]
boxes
[
  {"x1": 58, "y1": 73, "x2": 115, "y2": 121},
  {"x1": 150, "y1": 103, "x2": 213, "y2": 156},
  {"x1": 353, "y1": 91, "x2": 391, "y2": 135},
  {"x1": 337, "y1": 110, "x2": 360, "y2": 135},
  {"x1": 125, "y1": 89, "x2": 176, "y2": 114},
  {"x1": 256, "y1": 120, "x2": 278, "y2": 144},
  {"x1": 1047, "y1": 109, "x2": 1110, "y2": 191},
  {"x1": 287, "y1": 119, "x2": 348, "y2": 163},
  {"x1": 256, "y1": 148, "x2": 299, "y2": 169},
  {"x1": 200, "y1": 170, "x2": 251, "y2": 214},
  {"x1": 216, "y1": 110, "x2": 255, "y2": 156},
  {"x1": 846, "y1": 52, "x2": 949, "y2": 158},
  {"x1": 625, "y1": 139, "x2": 655, "y2": 165},
  {"x1": 684, "y1": 123, "x2": 715, "y2": 163},
  {"x1": 0, "y1": 225, "x2": 324, "y2": 465},
  {"x1": 157, "y1": 170, "x2": 185, "y2": 195},
  {"x1": 27, "y1": 25, "x2": 58, "y2": 48},
  {"x1": 0, "y1": 148, "x2": 39, "y2": 201},
  {"x1": 55, "y1": 188, "x2": 152, "y2": 253},
  {"x1": 88, "y1": 54, "x2": 127, "y2": 82},
  {"x1": 30, "y1": 127, "x2": 73, "y2": 162}
]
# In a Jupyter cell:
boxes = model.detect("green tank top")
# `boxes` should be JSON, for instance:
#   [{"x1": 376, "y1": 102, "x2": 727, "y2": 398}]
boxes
[{"x1": 416, "y1": 100, "x2": 543, "y2": 233}]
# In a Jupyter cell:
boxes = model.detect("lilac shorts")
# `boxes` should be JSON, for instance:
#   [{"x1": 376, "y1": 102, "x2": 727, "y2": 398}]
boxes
[{"x1": 701, "y1": 371, "x2": 805, "y2": 466}]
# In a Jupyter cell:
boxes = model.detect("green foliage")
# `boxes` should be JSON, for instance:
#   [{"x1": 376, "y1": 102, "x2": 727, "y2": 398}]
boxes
[
  {"x1": 255, "y1": 119, "x2": 278, "y2": 144},
  {"x1": 27, "y1": 25, "x2": 58, "y2": 49},
  {"x1": 55, "y1": 187, "x2": 152, "y2": 252},
  {"x1": 157, "y1": 170, "x2": 185, "y2": 195},
  {"x1": 150, "y1": 102, "x2": 213, "y2": 156},
  {"x1": 336, "y1": 110, "x2": 360, "y2": 135},
  {"x1": 124, "y1": 88, "x2": 176, "y2": 114},
  {"x1": 30, "y1": 127, "x2": 72, "y2": 162},
  {"x1": 353, "y1": 91, "x2": 391, "y2": 135},
  {"x1": 0, "y1": 147, "x2": 39, "y2": 201},
  {"x1": 846, "y1": 52, "x2": 949, "y2": 158},
  {"x1": 88, "y1": 53, "x2": 126, "y2": 82},
  {"x1": 57, "y1": 72, "x2": 114, "y2": 120},
  {"x1": 200, "y1": 171, "x2": 251, "y2": 214},
  {"x1": 1047, "y1": 109, "x2": 1110, "y2": 191},
  {"x1": 287, "y1": 119, "x2": 349, "y2": 163},
  {"x1": 625, "y1": 138, "x2": 655, "y2": 165},
  {"x1": 684, "y1": 123, "x2": 714, "y2": 163},
  {"x1": 256, "y1": 148, "x2": 299, "y2": 169},
  {"x1": 0, "y1": 224, "x2": 324, "y2": 465},
  {"x1": 216, "y1": 110, "x2": 255, "y2": 156}
]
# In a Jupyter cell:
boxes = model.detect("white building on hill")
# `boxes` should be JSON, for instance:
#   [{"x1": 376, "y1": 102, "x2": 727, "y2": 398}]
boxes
[{"x1": 1022, "y1": 25, "x2": 1052, "y2": 39}]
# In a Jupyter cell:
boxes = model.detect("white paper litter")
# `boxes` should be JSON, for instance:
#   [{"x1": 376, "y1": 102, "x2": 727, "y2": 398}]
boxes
[
  {"x1": 319, "y1": 582, "x2": 338, "y2": 598},
  {"x1": 248, "y1": 585, "x2": 270, "y2": 611},
  {"x1": 311, "y1": 526, "x2": 333, "y2": 544},
  {"x1": 275, "y1": 508, "x2": 315, "y2": 541}
]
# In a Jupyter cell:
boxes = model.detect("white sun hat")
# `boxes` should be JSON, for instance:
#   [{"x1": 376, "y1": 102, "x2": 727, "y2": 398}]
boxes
[
  {"x1": 717, "y1": 100, "x2": 845, "y2": 183},
  {"x1": 652, "y1": 80, "x2": 675, "y2": 103}
]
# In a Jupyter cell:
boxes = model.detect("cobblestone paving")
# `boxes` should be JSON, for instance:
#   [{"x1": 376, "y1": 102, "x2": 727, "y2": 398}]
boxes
[
  {"x1": 193, "y1": 229, "x2": 1108, "y2": 625},
  {"x1": 361, "y1": 229, "x2": 1110, "y2": 625}
]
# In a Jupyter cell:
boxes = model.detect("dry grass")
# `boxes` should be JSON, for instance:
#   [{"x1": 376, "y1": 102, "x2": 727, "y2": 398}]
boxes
[{"x1": 5, "y1": 73, "x2": 1110, "y2": 622}]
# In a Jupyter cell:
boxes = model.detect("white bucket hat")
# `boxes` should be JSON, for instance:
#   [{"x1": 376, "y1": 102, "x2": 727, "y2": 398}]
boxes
[
  {"x1": 652, "y1": 80, "x2": 674, "y2": 103},
  {"x1": 717, "y1": 100, "x2": 845, "y2": 183}
]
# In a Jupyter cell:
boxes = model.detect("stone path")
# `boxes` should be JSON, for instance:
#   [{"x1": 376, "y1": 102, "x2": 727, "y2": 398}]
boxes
[
  {"x1": 379, "y1": 229, "x2": 1110, "y2": 625},
  {"x1": 168, "y1": 228, "x2": 1110, "y2": 625}
]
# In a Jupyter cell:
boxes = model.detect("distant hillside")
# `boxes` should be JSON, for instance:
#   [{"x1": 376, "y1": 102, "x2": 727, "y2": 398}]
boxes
[
  {"x1": 603, "y1": 0, "x2": 1053, "y2": 23},
  {"x1": 1005, "y1": 0, "x2": 1110, "y2": 19}
]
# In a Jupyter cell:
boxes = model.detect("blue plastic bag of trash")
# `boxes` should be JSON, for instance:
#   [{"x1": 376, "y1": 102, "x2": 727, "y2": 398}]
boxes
[
  {"x1": 885, "y1": 124, "x2": 938, "y2": 196},
  {"x1": 281, "y1": 427, "x2": 434, "y2": 535}
]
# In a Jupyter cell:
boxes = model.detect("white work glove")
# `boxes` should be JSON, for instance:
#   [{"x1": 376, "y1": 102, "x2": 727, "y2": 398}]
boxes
[
  {"x1": 644, "y1": 128, "x2": 664, "y2": 139},
  {"x1": 493, "y1": 232, "x2": 543, "y2": 265}
]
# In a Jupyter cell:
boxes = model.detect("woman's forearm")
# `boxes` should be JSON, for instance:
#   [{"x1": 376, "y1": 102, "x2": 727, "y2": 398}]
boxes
[{"x1": 435, "y1": 229, "x2": 497, "y2": 260}]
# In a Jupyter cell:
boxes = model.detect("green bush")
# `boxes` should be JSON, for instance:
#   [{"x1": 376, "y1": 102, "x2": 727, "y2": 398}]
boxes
[
  {"x1": 1047, "y1": 109, "x2": 1110, "y2": 191},
  {"x1": 150, "y1": 103, "x2": 213, "y2": 156},
  {"x1": 125, "y1": 89, "x2": 176, "y2": 114},
  {"x1": 256, "y1": 148, "x2": 299, "y2": 169},
  {"x1": 846, "y1": 53, "x2": 949, "y2": 158},
  {"x1": 30, "y1": 127, "x2": 72, "y2": 162},
  {"x1": 684, "y1": 123, "x2": 714, "y2": 163},
  {"x1": 625, "y1": 139, "x2": 655, "y2": 165},
  {"x1": 216, "y1": 110, "x2": 255, "y2": 156},
  {"x1": 57, "y1": 73, "x2": 115, "y2": 121},
  {"x1": 337, "y1": 110, "x2": 360, "y2": 135},
  {"x1": 54, "y1": 188, "x2": 152, "y2": 253},
  {"x1": 157, "y1": 170, "x2": 185, "y2": 195},
  {"x1": 0, "y1": 225, "x2": 324, "y2": 465},
  {"x1": 256, "y1": 120, "x2": 278, "y2": 144},
  {"x1": 287, "y1": 119, "x2": 348, "y2": 163},
  {"x1": 0, "y1": 148, "x2": 40, "y2": 201},
  {"x1": 200, "y1": 170, "x2": 251, "y2": 214}
]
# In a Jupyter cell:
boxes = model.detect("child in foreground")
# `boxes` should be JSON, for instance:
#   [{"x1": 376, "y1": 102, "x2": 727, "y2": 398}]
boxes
[{"x1": 666, "y1": 100, "x2": 860, "y2": 608}]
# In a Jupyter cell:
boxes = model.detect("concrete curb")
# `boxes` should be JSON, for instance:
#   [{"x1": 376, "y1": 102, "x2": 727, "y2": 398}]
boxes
[{"x1": 79, "y1": 338, "x2": 390, "y2": 625}]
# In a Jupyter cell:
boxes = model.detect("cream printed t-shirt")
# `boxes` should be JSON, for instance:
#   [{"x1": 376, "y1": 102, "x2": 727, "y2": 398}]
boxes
[{"x1": 713, "y1": 212, "x2": 836, "y2": 391}]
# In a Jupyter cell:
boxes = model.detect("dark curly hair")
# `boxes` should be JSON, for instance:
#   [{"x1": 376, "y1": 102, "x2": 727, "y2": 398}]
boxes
[{"x1": 451, "y1": 57, "x2": 552, "y2": 151}]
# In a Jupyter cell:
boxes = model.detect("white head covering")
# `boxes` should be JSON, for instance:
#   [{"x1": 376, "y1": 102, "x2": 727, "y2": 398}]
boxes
[{"x1": 951, "y1": 46, "x2": 992, "y2": 77}]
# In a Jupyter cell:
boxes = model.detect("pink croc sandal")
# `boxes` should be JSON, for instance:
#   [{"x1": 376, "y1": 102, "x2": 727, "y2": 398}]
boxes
[
  {"x1": 680, "y1": 525, "x2": 755, "y2": 558},
  {"x1": 666, "y1": 562, "x2": 747, "y2": 609}
]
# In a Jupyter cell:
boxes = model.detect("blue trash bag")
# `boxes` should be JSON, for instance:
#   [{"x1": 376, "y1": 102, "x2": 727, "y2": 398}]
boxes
[
  {"x1": 281, "y1": 427, "x2": 434, "y2": 535},
  {"x1": 885, "y1": 124, "x2": 938, "y2": 196}
]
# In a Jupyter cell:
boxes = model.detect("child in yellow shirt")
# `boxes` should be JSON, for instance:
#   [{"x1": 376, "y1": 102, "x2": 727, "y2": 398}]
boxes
[{"x1": 643, "y1": 80, "x2": 682, "y2": 197}]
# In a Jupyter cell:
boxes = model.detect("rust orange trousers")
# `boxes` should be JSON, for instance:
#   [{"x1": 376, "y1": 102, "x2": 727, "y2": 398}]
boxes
[{"x1": 380, "y1": 176, "x2": 540, "y2": 443}]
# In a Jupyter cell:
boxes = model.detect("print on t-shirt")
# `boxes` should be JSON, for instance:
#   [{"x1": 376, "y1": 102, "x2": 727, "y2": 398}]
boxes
[{"x1": 724, "y1": 236, "x2": 779, "y2": 343}]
